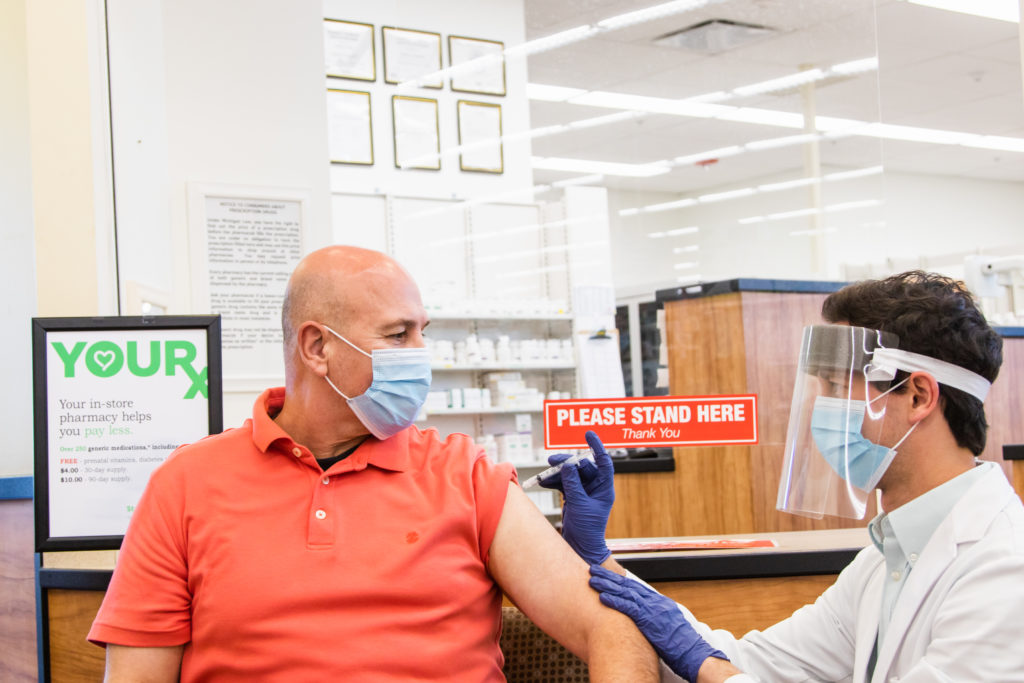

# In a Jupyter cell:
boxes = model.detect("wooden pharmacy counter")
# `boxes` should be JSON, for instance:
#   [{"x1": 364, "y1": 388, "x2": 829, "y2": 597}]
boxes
[
  {"x1": 607, "y1": 278, "x2": 1024, "y2": 540},
  {"x1": 37, "y1": 528, "x2": 868, "y2": 680},
  {"x1": 616, "y1": 527, "x2": 869, "y2": 634}
]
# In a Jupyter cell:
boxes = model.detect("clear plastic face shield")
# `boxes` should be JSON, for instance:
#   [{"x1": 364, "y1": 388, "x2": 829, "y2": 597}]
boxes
[{"x1": 776, "y1": 325, "x2": 901, "y2": 520}]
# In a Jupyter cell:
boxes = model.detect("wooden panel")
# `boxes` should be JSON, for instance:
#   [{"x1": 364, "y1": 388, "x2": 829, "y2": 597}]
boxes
[
  {"x1": 48, "y1": 589, "x2": 106, "y2": 682},
  {"x1": 607, "y1": 294, "x2": 753, "y2": 538},
  {"x1": 652, "y1": 574, "x2": 836, "y2": 636},
  {"x1": 982, "y1": 337, "x2": 1024, "y2": 499},
  {"x1": 741, "y1": 291, "x2": 874, "y2": 532},
  {"x1": 0, "y1": 500, "x2": 37, "y2": 683}
]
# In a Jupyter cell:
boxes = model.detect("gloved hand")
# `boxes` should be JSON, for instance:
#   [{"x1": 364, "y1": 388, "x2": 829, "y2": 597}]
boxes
[
  {"x1": 589, "y1": 564, "x2": 730, "y2": 682},
  {"x1": 538, "y1": 430, "x2": 613, "y2": 565}
]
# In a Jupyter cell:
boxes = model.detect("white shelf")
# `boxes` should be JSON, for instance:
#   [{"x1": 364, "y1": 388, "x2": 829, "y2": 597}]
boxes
[
  {"x1": 431, "y1": 361, "x2": 575, "y2": 371},
  {"x1": 427, "y1": 311, "x2": 572, "y2": 321},
  {"x1": 422, "y1": 407, "x2": 544, "y2": 417}
]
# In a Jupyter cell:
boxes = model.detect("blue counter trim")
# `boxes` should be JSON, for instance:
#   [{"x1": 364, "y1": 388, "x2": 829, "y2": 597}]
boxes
[
  {"x1": 656, "y1": 277, "x2": 847, "y2": 302},
  {"x1": 0, "y1": 476, "x2": 32, "y2": 500},
  {"x1": 994, "y1": 326, "x2": 1024, "y2": 338}
]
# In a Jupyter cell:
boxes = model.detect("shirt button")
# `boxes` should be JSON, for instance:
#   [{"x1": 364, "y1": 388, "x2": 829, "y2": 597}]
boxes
[
  {"x1": 292, "y1": 447, "x2": 302, "y2": 457},
  {"x1": 321, "y1": 476, "x2": 330, "y2": 485},
  {"x1": 909, "y1": 553, "x2": 919, "y2": 564},
  {"x1": 315, "y1": 509, "x2": 327, "y2": 520},
  {"x1": 891, "y1": 570, "x2": 901, "y2": 581}
]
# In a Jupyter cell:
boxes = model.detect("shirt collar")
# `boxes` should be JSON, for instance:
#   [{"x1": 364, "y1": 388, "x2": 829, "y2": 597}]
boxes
[
  {"x1": 868, "y1": 460, "x2": 992, "y2": 556},
  {"x1": 250, "y1": 387, "x2": 410, "y2": 472}
]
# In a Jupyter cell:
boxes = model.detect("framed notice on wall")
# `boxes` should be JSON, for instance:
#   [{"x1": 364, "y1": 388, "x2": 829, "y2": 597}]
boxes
[
  {"x1": 324, "y1": 19, "x2": 376, "y2": 81},
  {"x1": 32, "y1": 316, "x2": 223, "y2": 551},
  {"x1": 382, "y1": 26, "x2": 443, "y2": 87},
  {"x1": 449, "y1": 35, "x2": 506, "y2": 96}
]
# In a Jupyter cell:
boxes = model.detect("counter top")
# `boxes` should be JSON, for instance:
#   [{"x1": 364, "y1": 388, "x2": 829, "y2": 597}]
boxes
[
  {"x1": 616, "y1": 528, "x2": 870, "y2": 582},
  {"x1": 655, "y1": 278, "x2": 847, "y2": 303}
]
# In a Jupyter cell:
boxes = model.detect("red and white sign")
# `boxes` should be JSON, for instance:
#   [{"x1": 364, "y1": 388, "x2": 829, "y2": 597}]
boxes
[{"x1": 543, "y1": 395, "x2": 758, "y2": 449}]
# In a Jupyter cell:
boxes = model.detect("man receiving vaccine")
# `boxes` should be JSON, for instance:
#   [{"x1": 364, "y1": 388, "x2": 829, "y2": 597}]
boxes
[{"x1": 89, "y1": 246, "x2": 658, "y2": 681}]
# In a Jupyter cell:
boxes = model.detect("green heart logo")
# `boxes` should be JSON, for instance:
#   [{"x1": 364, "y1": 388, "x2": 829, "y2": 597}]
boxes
[{"x1": 93, "y1": 350, "x2": 116, "y2": 371}]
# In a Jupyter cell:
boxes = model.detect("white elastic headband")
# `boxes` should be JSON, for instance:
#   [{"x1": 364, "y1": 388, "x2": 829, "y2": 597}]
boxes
[{"x1": 871, "y1": 347, "x2": 991, "y2": 403}]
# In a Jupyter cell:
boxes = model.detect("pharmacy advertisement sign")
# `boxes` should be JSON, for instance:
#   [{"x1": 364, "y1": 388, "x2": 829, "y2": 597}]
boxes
[
  {"x1": 32, "y1": 316, "x2": 222, "y2": 551},
  {"x1": 543, "y1": 395, "x2": 757, "y2": 449}
]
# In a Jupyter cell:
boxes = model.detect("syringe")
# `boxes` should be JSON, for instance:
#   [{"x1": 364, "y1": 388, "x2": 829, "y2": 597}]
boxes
[{"x1": 520, "y1": 452, "x2": 595, "y2": 491}]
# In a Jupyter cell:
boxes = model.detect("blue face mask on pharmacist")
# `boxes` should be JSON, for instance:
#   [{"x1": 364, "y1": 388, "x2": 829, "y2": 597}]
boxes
[
  {"x1": 320, "y1": 324, "x2": 432, "y2": 440},
  {"x1": 809, "y1": 389, "x2": 917, "y2": 492}
]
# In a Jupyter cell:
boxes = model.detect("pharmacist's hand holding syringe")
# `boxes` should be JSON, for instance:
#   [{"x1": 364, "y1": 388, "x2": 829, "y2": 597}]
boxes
[{"x1": 527, "y1": 430, "x2": 615, "y2": 565}]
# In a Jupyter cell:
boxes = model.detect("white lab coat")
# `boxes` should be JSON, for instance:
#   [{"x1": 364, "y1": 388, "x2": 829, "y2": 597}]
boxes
[{"x1": 659, "y1": 464, "x2": 1024, "y2": 682}]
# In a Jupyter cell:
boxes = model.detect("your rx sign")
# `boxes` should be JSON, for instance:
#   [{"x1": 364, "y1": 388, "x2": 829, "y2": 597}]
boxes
[{"x1": 51, "y1": 339, "x2": 208, "y2": 398}]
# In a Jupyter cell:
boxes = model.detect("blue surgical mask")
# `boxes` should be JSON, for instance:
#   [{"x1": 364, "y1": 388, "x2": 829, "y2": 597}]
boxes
[
  {"x1": 321, "y1": 325, "x2": 432, "y2": 440},
  {"x1": 810, "y1": 395, "x2": 917, "y2": 491}
]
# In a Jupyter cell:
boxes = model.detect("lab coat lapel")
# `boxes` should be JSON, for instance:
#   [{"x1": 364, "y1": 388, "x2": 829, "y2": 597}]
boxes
[
  {"x1": 853, "y1": 558, "x2": 885, "y2": 683},
  {"x1": 870, "y1": 467, "x2": 1010, "y2": 681}
]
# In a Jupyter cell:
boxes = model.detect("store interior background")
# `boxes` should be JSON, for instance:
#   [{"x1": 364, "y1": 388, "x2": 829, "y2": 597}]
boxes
[
  {"x1": 2, "y1": 0, "x2": 1024, "y2": 675},
  {"x1": 5, "y1": 0, "x2": 1023, "y2": 479}
]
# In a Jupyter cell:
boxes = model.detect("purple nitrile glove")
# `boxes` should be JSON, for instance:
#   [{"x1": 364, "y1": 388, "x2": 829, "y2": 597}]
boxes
[
  {"x1": 538, "y1": 430, "x2": 613, "y2": 565},
  {"x1": 589, "y1": 565, "x2": 730, "y2": 683}
]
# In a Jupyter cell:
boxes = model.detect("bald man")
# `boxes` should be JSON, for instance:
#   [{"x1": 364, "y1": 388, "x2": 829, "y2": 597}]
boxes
[{"x1": 88, "y1": 246, "x2": 658, "y2": 681}]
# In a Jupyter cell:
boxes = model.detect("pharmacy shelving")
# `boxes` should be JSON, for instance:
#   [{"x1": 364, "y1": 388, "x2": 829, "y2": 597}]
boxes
[
  {"x1": 420, "y1": 407, "x2": 544, "y2": 417},
  {"x1": 431, "y1": 361, "x2": 575, "y2": 371}
]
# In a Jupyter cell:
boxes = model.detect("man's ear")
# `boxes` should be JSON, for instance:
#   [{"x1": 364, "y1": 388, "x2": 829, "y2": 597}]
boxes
[
  {"x1": 906, "y1": 372, "x2": 941, "y2": 424},
  {"x1": 295, "y1": 322, "x2": 329, "y2": 376}
]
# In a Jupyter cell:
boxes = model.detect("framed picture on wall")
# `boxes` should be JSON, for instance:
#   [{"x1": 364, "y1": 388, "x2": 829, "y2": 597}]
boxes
[
  {"x1": 457, "y1": 100, "x2": 503, "y2": 174},
  {"x1": 382, "y1": 26, "x2": 443, "y2": 88},
  {"x1": 392, "y1": 95, "x2": 441, "y2": 170},
  {"x1": 449, "y1": 35, "x2": 506, "y2": 96},
  {"x1": 31, "y1": 315, "x2": 223, "y2": 551},
  {"x1": 327, "y1": 89, "x2": 374, "y2": 165},
  {"x1": 323, "y1": 19, "x2": 376, "y2": 81}
]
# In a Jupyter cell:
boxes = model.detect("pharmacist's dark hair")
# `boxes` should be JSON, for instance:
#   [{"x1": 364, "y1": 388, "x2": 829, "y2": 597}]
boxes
[{"x1": 822, "y1": 271, "x2": 1002, "y2": 455}]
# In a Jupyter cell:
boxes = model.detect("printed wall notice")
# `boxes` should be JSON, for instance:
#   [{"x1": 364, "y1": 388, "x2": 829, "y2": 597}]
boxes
[
  {"x1": 33, "y1": 317, "x2": 222, "y2": 550},
  {"x1": 203, "y1": 195, "x2": 302, "y2": 377}
]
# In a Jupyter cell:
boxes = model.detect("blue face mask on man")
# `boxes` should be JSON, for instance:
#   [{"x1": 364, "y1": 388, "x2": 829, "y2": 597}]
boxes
[
  {"x1": 810, "y1": 391, "x2": 917, "y2": 492},
  {"x1": 320, "y1": 324, "x2": 432, "y2": 440}
]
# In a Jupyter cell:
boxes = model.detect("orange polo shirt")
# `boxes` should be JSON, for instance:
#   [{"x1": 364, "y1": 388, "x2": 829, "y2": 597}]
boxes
[{"x1": 89, "y1": 388, "x2": 516, "y2": 681}]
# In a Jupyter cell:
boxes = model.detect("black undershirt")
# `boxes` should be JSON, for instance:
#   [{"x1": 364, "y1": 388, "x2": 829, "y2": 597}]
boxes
[{"x1": 316, "y1": 443, "x2": 360, "y2": 472}]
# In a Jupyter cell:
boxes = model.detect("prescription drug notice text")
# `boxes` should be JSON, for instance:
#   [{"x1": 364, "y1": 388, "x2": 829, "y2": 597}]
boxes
[{"x1": 543, "y1": 395, "x2": 758, "y2": 449}]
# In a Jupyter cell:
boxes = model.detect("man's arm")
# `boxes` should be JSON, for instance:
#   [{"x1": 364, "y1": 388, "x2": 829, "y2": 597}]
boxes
[
  {"x1": 103, "y1": 644, "x2": 184, "y2": 683},
  {"x1": 488, "y1": 482, "x2": 659, "y2": 681}
]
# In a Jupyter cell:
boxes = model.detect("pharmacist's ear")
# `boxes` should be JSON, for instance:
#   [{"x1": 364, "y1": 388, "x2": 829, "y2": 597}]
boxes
[
  {"x1": 295, "y1": 321, "x2": 330, "y2": 376},
  {"x1": 906, "y1": 372, "x2": 940, "y2": 424}
]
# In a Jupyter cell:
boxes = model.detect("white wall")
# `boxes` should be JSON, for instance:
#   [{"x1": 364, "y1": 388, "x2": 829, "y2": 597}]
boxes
[
  {"x1": 608, "y1": 169, "x2": 1024, "y2": 296},
  {"x1": 107, "y1": 0, "x2": 335, "y2": 316},
  {"x1": 0, "y1": 0, "x2": 37, "y2": 476}
]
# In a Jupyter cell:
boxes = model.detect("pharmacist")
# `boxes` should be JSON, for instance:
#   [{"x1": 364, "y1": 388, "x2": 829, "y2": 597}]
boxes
[{"x1": 545, "y1": 272, "x2": 1024, "y2": 682}]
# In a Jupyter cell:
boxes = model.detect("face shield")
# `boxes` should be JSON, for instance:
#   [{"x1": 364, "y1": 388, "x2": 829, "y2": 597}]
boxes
[{"x1": 776, "y1": 325, "x2": 900, "y2": 520}]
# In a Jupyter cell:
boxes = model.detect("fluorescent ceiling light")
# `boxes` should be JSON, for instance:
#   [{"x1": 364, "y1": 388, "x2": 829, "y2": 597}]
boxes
[
  {"x1": 674, "y1": 145, "x2": 743, "y2": 165},
  {"x1": 505, "y1": 26, "x2": 600, "y2": 59},
  {"x1": 757, "y1": 177, "x2": 819, "y2": 192},
  {"x1": 673, "y1": 261, "x2": 699, "y2": 269},
  {"x1": 903, "y1": 0, "x2": 1019, "y2": 22},
  {"x1": 790, "y1": 227, "x2": 839, "y2": 237},
  {"x1": 648, "y1": 226, "x2": 699, "y2": 238},
  {"x1": 717, "y1": 107, "x2": 805, "y2": 128},
  {"x1": 739, "y1": 199, "x2": 883, "y2": 224},
  {"x1": 745, "y1": 133, "x2": 820, "y2": 150},
  {"x1": 567, "y1": 111, "x2": 643, "y2": 130},
  {"x1": 641, "y1": 198, "x2": 698, "y2": 214},
  {"x1": 831, "y1": 57, "x2": 879, "y2": 75},
  {"x1": 823, "y1": 165, "x2": 884, "y2": 181},
  {"x1": 618, "y1": 164, "x2": 881, "y2": 216},
  {"x1": 596, "y1": 0, "x2": 721, "y2": 30},
  {"x1": 531, "y1": 156, "x2": 670, "y2": 177},
  {"x1": 674, "y1": 245, "x2": 700, "y2": 253},
  {"x1": 698, "y1": 187, "x2": 757, "y2": 203},
  {"x1": 552, "y1": 173, "x2": 605, "y2": 187},
  {"x1": 525, "y1": 83, "x2": 587, "y2": 101},
  {"x1": 732, "y1": 68, "x2": 824, "y2": 97}
]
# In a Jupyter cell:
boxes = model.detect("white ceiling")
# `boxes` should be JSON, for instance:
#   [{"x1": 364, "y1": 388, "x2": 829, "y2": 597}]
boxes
[{"x1": 522, "y1": 0, "x2": 1024, "y2": 195}]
